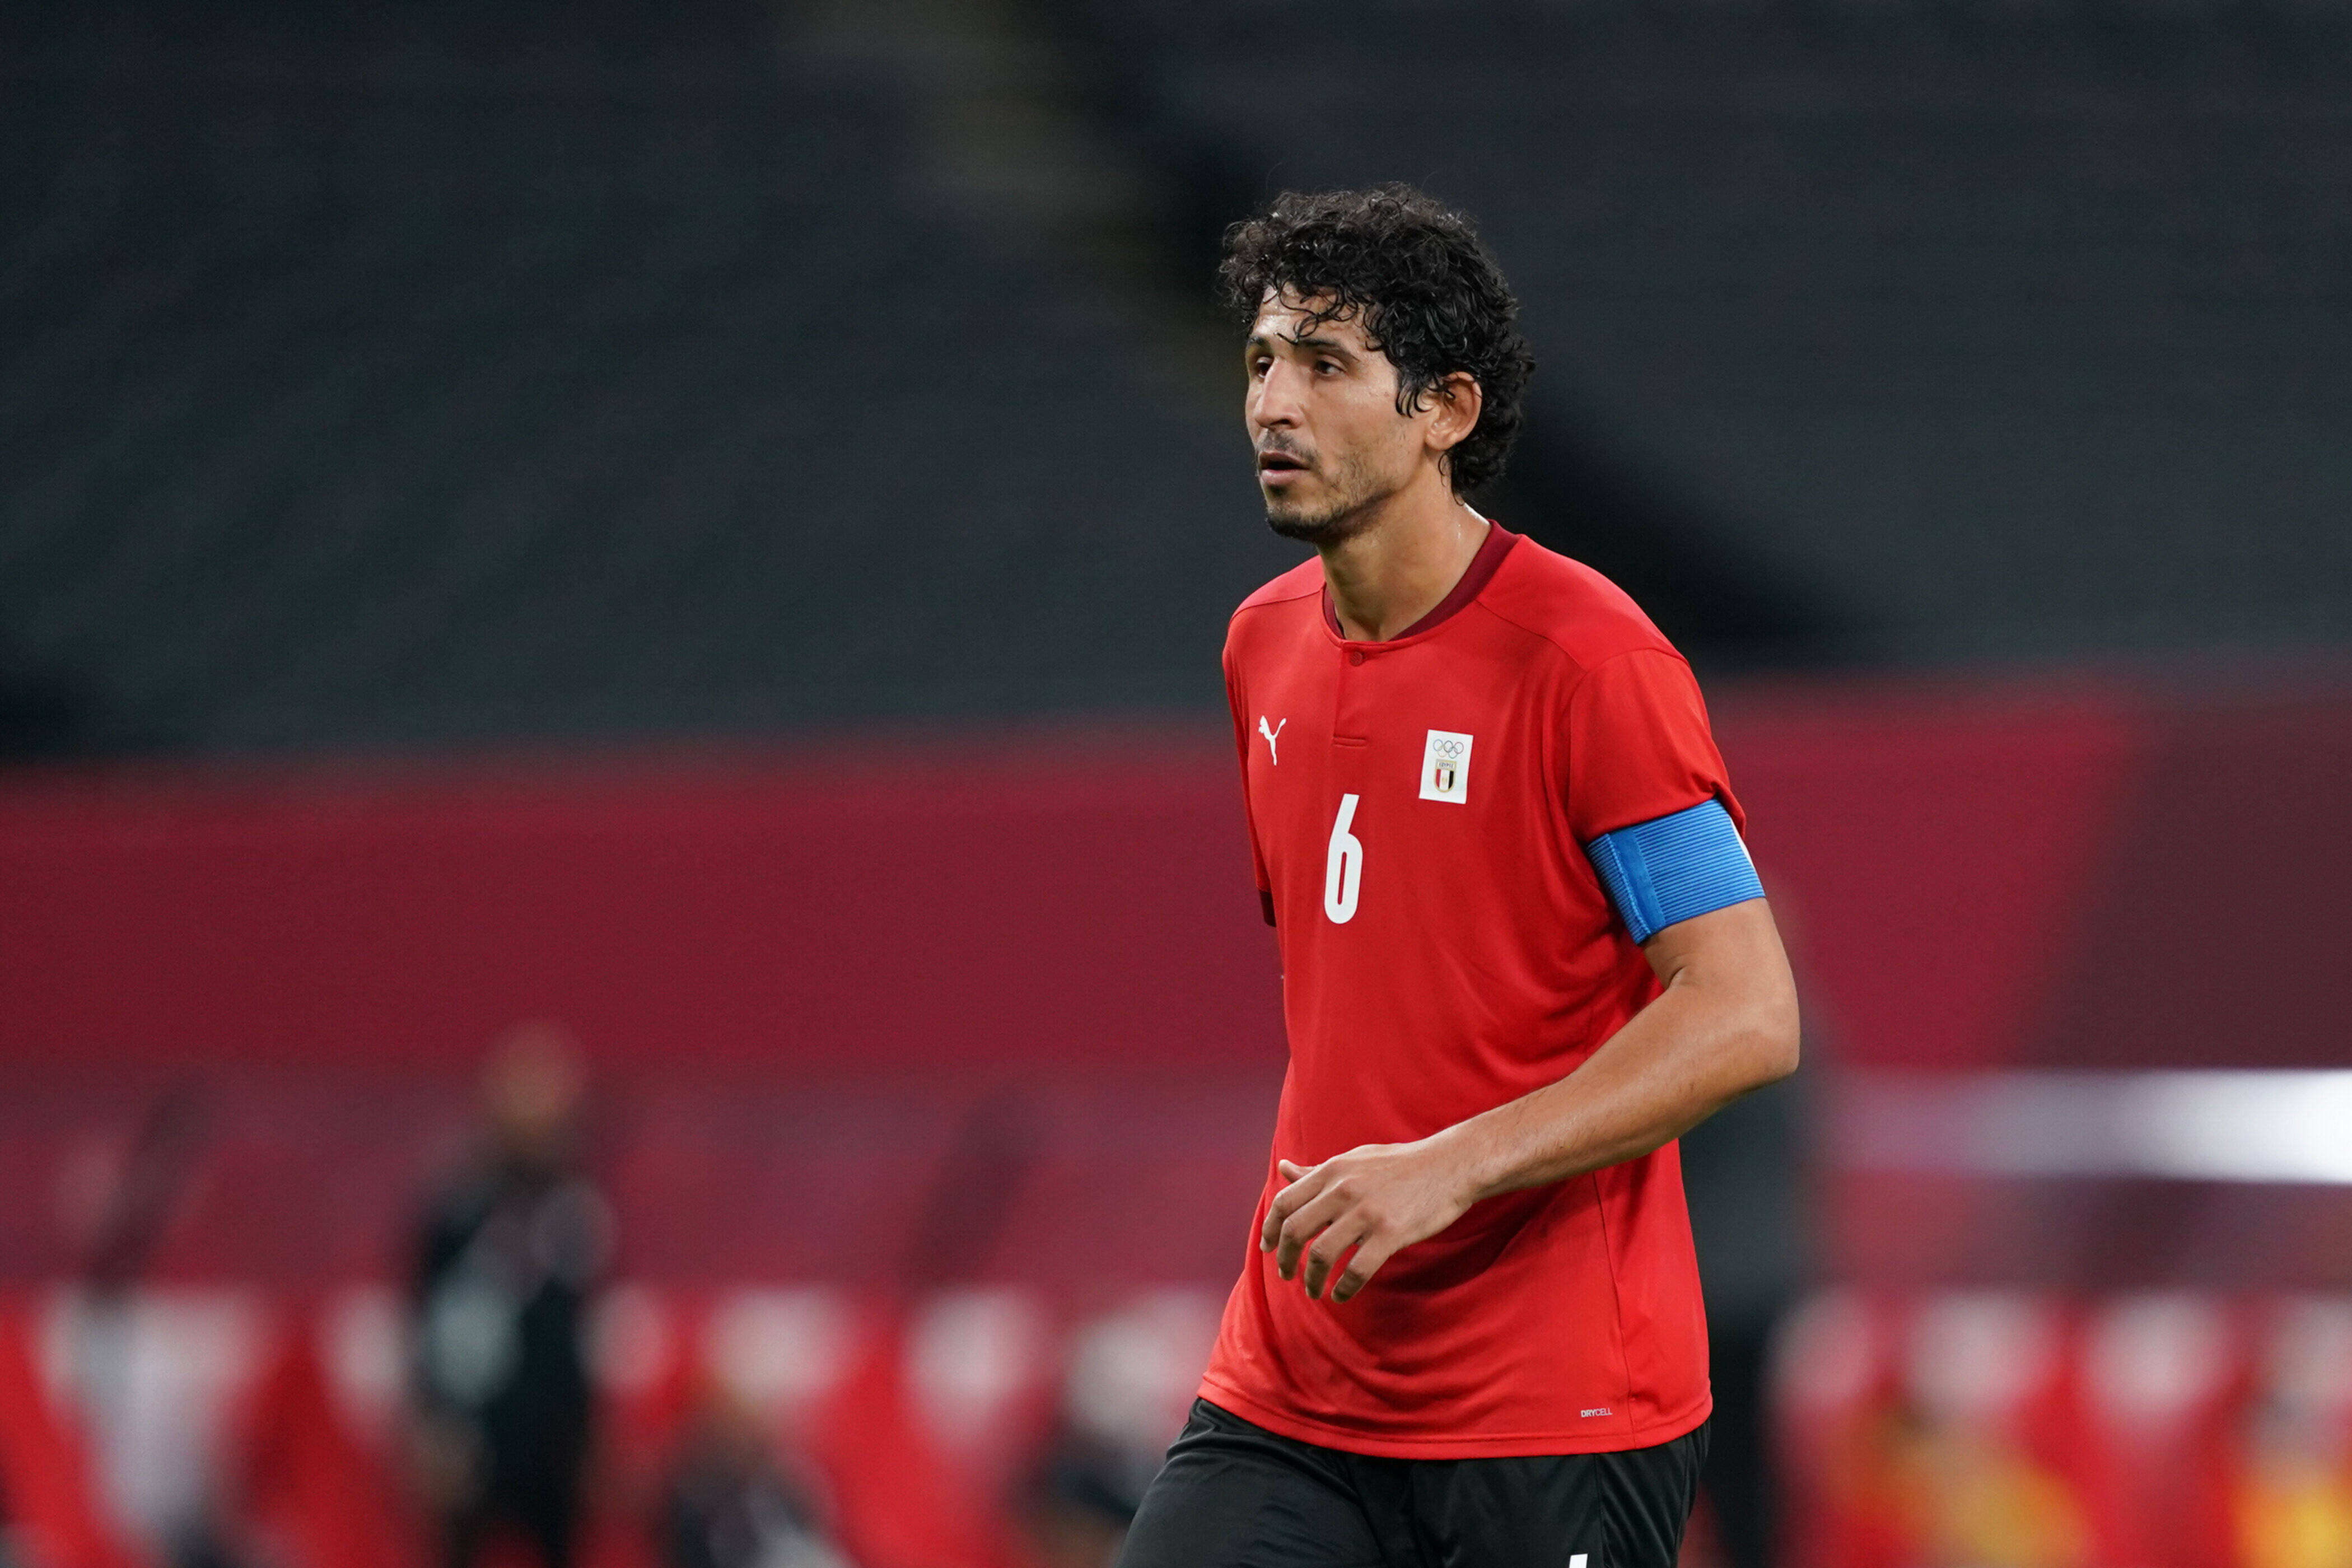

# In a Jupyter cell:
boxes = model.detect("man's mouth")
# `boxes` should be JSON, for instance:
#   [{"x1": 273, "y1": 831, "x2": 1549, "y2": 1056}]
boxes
[{"x1": 1257, "y1": 451, "x2": 1309, "y2": 478}]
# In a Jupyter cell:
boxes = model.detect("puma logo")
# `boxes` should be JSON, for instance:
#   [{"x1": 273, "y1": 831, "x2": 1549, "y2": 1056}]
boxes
[{"x1": 1257, "y1": 716, "x2": 1286, "y2": 765}]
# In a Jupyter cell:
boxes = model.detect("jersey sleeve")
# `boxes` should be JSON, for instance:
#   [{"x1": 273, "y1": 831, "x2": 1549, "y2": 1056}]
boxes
[
  {"x1": 1223, "y1": 641, "x2": 1276, "y2": 925},
  {"x1": 1562, "y1": 647, "x2": 1745, "y2": 843},
  {"x1": 1564, "y1": 648, "x2": 1758, "y2": 941}
]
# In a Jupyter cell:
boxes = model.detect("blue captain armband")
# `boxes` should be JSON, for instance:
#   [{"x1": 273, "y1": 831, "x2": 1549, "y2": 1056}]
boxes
[{"x1": 1584, "y1": 798, "x2": 1765, "y2": 945}]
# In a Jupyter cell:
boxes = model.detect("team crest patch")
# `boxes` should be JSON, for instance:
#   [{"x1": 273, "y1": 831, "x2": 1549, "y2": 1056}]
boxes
[{"x1": 1418, "y1": 729, "x2": 1474, "y2": 804}]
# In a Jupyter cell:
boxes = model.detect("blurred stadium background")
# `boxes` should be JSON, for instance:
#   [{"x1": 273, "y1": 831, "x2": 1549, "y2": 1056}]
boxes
[{"x1": 3, "y1": 2, "x2": 2350, "y2": 1566}]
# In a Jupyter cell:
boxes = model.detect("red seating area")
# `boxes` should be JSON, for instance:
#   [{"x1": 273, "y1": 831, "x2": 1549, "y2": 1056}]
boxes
[
  {"x1": 0, "y1": 1284, "x2": 1221, "y2": 1568},
  {"x1": 1775, "y1": 1289, "x2": 2352, "y2": 1568}
]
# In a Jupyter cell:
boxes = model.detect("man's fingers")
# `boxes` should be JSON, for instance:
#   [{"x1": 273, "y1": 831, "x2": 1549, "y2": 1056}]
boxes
[
  {"x1": 1328, "y1": 1234, "x2": 1401, "y2": 1304},
  {"x1": 1301, "y1": 1216, "x2": 1372, "y2": 1299},
  {"x1": 1260, "y1": 1159, "x2": 1322, "y2": 1252},
  {"x1": 1274, "y1": 1182, "x2": 1355, "y2": 1280}
]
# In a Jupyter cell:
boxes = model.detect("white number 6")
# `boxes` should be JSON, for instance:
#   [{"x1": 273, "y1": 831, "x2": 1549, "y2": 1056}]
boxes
[{"x1": 1323, "y1": 792, "x2": 1363, "y2": 925}]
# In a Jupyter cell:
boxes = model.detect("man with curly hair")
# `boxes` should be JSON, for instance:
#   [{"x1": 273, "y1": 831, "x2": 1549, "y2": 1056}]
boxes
[{"x1": 1117, "y1": 186, "x2": 1802, "y2": 1566}]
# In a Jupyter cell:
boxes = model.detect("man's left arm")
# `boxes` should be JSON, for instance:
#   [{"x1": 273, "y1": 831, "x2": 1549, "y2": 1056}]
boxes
[{"x1": 1264, "y1": 897, "x2": 1799, "y2": 1303}]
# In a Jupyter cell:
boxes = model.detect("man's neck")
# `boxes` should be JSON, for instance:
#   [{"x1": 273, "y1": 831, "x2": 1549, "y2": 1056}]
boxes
[{"x1": 1319, "y1": 479, "x2": 1490, "y2": 642}]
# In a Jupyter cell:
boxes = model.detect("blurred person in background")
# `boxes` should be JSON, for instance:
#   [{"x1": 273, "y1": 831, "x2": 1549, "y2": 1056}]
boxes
[
  {"x1": 659, "y1": 1384, "x2": 846, "y2": 1568},
  {"x1": 1019, "y1": 1439, "x2": 1141, "y2": 1568},
  {"x1": 409, "y1": 1026, "x2": 610, "y2": 1568},
  {"x1": 54, "y1": 1086, "x2": 227, "y2": 1568}
]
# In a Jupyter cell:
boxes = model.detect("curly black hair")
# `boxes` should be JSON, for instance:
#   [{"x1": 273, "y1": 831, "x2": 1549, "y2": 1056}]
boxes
[{"x1": 1217, "y1": 184, "x2": 1535, "y2": 496}]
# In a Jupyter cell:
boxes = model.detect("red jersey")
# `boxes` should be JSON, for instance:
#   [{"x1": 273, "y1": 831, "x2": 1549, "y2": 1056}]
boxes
[{"x1": 1198, "y1": 523, "x2": 1740, "y2": 1458}]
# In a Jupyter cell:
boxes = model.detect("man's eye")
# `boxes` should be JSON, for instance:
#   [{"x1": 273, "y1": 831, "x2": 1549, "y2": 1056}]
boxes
[{"x1": 1316, "y1": 360, "x2": 1341, "y2": 376}]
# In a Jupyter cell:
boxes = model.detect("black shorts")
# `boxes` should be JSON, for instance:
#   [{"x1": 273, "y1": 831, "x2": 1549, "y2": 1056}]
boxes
[{"x1": 1117, "y1": 1399, "x2": 1707, "y2": 1568}]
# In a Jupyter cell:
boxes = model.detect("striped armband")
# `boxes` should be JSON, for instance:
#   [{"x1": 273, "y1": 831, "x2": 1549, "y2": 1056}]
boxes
[{"x1": 1583, "y1": 797, "x2": 1765, "y2": 944}]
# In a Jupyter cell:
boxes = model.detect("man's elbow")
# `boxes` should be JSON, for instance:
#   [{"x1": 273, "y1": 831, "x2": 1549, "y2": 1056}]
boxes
[{"x1": 1740, "y1": 986, "x2": 1802, "y2": 1090}]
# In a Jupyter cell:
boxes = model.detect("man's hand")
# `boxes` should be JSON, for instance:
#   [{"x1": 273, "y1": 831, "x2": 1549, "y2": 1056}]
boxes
[{"x1": 1260, "y1": 1139, "x2": 1477, "y2": 1304}]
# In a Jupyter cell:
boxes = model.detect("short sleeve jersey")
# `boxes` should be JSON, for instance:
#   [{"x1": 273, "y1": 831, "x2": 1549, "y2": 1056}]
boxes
[{"x1": 1200, "y1": 524, "x2": 1740, "y2": 1458}]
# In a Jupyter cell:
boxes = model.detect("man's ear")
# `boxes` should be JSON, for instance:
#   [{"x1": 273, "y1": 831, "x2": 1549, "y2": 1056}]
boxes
[{"x1": 1424, "y1": 371, "x2": 1484, "y2": 457}]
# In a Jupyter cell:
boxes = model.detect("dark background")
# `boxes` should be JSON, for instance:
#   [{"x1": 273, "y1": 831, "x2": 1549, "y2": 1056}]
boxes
[{"x1": 9, "y1": 0, "x2": 2349, "y2": 759}]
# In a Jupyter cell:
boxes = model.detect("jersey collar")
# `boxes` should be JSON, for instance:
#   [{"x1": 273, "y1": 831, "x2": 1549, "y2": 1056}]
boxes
[{"x1": 1320, "y1": 517, "x2": 1520, "y2": 643}]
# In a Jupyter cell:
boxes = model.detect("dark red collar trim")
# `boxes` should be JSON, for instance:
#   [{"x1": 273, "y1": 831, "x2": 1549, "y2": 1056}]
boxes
[{"x1": 1321, "y1": 521, "x2": 1519, "y2": 642}]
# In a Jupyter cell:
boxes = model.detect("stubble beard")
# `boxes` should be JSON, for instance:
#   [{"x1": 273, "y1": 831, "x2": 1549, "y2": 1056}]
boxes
[{"x1": 1263, "y1": 450, "x2": 1400, "y2": 548}]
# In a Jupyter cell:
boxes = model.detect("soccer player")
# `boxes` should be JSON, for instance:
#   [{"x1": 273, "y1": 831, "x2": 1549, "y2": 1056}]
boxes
[{"x1": 1116, "y1": 186, "x2": 1802, "y2": 1567}]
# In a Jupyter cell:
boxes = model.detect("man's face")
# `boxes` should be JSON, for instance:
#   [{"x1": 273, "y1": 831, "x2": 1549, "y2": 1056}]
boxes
[{"x1": 1245, "y1": 290, "x2": 1425, "y2": 545}]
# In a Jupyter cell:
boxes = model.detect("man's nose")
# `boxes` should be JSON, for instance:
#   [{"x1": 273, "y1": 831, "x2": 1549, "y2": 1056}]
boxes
[{"x1": 1252, "y1": 361, "x2": 1305, "y2": 427}]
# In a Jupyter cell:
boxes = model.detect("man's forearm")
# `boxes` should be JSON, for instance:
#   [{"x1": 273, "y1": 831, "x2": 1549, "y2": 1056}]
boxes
[{"x1": 1438, "y1": 901, "x2": 1800, "y2": 1203}]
